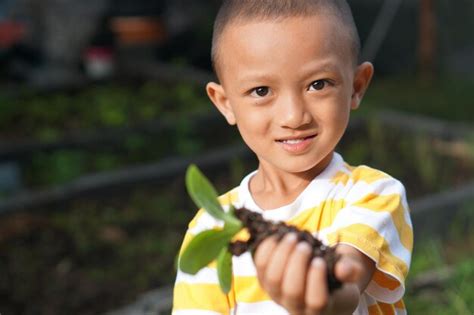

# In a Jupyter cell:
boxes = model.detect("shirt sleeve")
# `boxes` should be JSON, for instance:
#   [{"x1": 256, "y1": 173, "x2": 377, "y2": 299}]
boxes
[
  {"x1": 172, "y1": 209, "x2": 232, "y2": 315},
  {"x1": 326, "y1": 175, "x2": 413, "y2": 304}
]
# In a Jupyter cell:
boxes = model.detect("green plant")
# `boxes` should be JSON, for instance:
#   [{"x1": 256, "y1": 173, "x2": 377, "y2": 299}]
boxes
[{"x1": 179, "y1": 165, "x2": 242, "y2": 293}]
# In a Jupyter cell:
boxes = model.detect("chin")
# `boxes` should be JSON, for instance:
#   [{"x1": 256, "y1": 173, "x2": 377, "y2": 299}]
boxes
[{"x1": 275, "y1": 158, "x2": 323, "y2": 174}]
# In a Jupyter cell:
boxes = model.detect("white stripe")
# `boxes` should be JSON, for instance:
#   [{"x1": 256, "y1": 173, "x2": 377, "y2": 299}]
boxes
[
  {"x1": 257, "y1": 179, "x2": 340, "y2": 222},
  {"x1": 366, "y1": 280, "x2": 405, "y2": 304},
  {"x1": 353, "y1": 294, "x2": 369, "y2": 315},
  {"x1": 172, "y1": 310, "x2": 223, "y2": 315},
  {"x1": 344, "y1": 177, "x2": 413, "y2": 232},
  {"x1": 396, "y1": 308, "x2": 407, "y2": 315},
  {"x1": 234, "y1": 300, "x2": 289, "y2": 314},
  {"x1": 319, "y1": 205, "x2": 411, "y2": 264},
  {"x1": 188, "y1": 212, "x2": 224, "y2": 235},
  {"x1": 176, "y1": 267, "x2": 219, "y2": 284},
  {"x1": 400, "y1": 193, "x2": 413, "y2": 230},
  {"x1": 344, "y1": 177, "x2": 405, "y2": 204},
  {"x1": 232, "y1": 252, "x2": 257, "y2": 277}
]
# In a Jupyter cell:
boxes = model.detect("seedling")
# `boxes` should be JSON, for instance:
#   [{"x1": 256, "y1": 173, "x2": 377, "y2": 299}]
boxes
[{"x1": 179, "y1": 164, "x2": 341, "y2": 294}]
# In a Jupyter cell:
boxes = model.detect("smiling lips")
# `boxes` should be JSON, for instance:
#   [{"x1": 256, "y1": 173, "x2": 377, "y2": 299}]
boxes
[{"x1": 276, "y1": 134, "x2": 316, "y2": 153}]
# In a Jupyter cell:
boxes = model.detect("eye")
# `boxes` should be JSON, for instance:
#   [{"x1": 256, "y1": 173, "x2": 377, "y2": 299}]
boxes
[
  {"x1": 250, "y1": 86, "x2": 270, "y2": 97},
  {"x1": 308, "y1": 80, "x2": 327, "y2": 91}
]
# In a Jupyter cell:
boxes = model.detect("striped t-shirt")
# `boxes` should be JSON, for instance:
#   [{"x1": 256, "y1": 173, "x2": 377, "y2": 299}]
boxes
[{"x1": 173, "y1": 152, "x2": 413, "y2": 315}]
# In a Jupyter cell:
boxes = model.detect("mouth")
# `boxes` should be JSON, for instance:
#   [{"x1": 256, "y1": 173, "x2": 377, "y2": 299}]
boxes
[
  {"x1": 276, "y1": 134, "x2": 317, "y2": 153},
  {"x1": 276, "y1": 134, "x2": 316, "y2": 144}
]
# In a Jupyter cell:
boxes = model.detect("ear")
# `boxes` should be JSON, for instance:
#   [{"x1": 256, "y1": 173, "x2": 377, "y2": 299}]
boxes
[
  {"x1": 351, "y1": 62, "x2": 374, "y2": 110},
  {"x1": 206, "y1": 82, "x2": 236, "y2": 125}
]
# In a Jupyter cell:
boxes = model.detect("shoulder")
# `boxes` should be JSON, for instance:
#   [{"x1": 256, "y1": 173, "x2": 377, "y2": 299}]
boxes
[
  {"x1": 325, "y1": 160, "x2": 413, "y2": 304},
  {"x1": 330, "y1": 157, "x2": 407, "y2": 198}
]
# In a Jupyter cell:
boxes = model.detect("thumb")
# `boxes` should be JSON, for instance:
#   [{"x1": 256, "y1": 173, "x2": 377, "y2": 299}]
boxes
[{"x1": 334, "y1": 254, "x2": 364, "y2": 283}]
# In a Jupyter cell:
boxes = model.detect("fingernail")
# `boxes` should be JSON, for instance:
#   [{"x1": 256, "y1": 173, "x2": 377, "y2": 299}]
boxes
[
  {"x1": 296, "y1": 242, "x2": 312, "y2": 253},
  {"x1": 311, "y1": 257, "x2": 325, "y2": 267},
  {"x1": 284, "y1": 233, "x2": 297, "y2": 243}
]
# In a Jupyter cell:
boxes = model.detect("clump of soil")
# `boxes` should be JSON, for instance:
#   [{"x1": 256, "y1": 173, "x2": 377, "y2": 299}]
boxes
[{"x1": 229, "y1": 208, "x2": 342, "y2": 292}]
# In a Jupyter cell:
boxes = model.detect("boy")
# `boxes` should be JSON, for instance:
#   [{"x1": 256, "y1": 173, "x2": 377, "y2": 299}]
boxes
[{"x1": 173, "y1": 0, "x2": 413, "y2": 314}]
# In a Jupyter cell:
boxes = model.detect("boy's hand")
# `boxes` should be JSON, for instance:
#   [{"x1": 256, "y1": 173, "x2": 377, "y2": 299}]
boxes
[{"x1": 254, "y1": 233, "x2": 375, "y2": 315}]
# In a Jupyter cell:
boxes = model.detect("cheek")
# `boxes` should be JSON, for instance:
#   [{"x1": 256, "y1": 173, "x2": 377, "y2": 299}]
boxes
[
  {"x1": 235, "y1": 109, "x2": 272, "y2": 147},
  {"x1": 235, "y1": 106, "x2": 270, "y2": 132},
  {"x1": 317, "y1": 99, "x2": 351, "y2": 133}
]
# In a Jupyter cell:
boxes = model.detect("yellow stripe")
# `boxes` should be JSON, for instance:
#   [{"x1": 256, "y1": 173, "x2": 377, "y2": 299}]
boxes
[
  {"x1": 233, "y1": 276, "x2": 271, "y2": 303},
  {"x1": 333, "y1": 165, "x2": 390, "y2": 186},
  {"x1": 287, "y1": 199, "x2": 347, "y2": 232},
  {"x1": 368, "y1": 304, "x2": 382, "y2": 315},
  {"x1": 394, "y1": 299, "x2": 406, "y2": 309},
  {"x1": 352, "y1": 166, "x2": 390, "y2": 184},
  {"x1": 173, "y1": 282, "x2": 233, "y2": 313},
  {"x1": 327, "y1": 224, "x2": 409, "y2": 281},
  {"x1": 352, "y1": 193, "x2": 413, "y2": 252},
  {"x1": 173, "y1": 277, "x2": 271, "y2": 310},
  {"x1": 368, "y1": 302, "x2": 400, "y2": 315},
  {"x1": 232, "y1": 228, "x2": 251, "y2": 242},
  {"x1": 218, "y1": 188, "x2": 239, "y2": 205},
  {"x1": 373, "y1": 269, "x2": 400, "y2": 291},
  {"x1": 377, "y1": 302, "x2": 396, "y2": 315},
  {"x1": 330, "y1": 171, "x2": 352, "y2": 186}
]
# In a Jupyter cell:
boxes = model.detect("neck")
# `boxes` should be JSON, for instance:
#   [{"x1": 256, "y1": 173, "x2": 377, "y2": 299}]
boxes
[{"x1": 249, "y1": 153, "x2": 333, "y2": 209}]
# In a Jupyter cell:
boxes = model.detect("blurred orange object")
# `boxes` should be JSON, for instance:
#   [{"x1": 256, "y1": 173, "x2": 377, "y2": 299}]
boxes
[
  {"x1": 110, "y1": 17, "x2": 166, "y2": 45},
  {"x1": 0, "y1": 20, "x2": 25, "y2": 48}
]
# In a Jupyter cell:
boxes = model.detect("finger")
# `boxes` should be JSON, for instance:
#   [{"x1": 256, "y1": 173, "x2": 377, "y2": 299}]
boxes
[
  {"x1": 334, "y1": 255, "x2": 363, "y2": 283},
  {"x1": 263, "y1": 233, "x2": 298, "y2": 299},
  {"x1": 281, "y1": 242, "x2": 312, "y2": 313},
  {"x1": 305, "y1": 257, "x2": 329, "y2": 313},
  {"x1": 254, "y1": 235, "x2": 279, "y2": 277}
]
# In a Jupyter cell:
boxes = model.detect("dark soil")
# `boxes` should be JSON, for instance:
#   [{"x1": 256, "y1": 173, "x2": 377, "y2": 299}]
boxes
[{"x1": 230, "y1": 208, "x2": 341, "y2": 291}]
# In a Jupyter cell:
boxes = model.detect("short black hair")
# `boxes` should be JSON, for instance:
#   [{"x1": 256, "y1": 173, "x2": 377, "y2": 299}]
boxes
[{"x1": 211, "y1": 0, "x2": 361, "y2": 77}]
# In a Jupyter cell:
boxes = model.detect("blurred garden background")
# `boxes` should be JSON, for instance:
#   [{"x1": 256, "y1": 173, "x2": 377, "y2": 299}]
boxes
[{"x1": 0, "y1": 0, "x2": 473, "y2": 314}]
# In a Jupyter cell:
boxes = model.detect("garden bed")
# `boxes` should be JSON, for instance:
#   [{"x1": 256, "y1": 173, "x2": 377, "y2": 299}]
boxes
[{"x1": 405, "y1": 201, "x2": 474, "y2": 314}]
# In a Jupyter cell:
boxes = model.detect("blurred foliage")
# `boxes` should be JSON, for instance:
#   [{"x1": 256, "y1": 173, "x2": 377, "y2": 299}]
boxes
[
  {"x1": 338, "y1": 117, "x2": 474, "y2": 199},
  {"x1": 0, "y1": 81, "x2": 210, "y2": 140},
  {"x1": 362, "y1": 76, "x2": 474, "y2": 123},
  {"x1": 406, "y1": 202, "x2": 474, "y2": 314},
  {"x1": 0, "y1": 81, "x2": 242, "y2": 190}
]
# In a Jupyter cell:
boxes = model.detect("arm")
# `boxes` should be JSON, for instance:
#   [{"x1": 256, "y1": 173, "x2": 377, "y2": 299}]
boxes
[{"x1": 254, "y1": 233, "x2": 375, "y2": 315}]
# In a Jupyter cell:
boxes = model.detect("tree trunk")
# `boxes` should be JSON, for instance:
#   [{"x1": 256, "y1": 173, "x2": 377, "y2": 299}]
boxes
[{"x1": 419, "y1": 0, "x2": 437, "y2": 80}]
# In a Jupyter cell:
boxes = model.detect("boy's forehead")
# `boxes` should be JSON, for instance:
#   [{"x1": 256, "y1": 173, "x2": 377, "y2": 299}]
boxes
[{"x1": 215, "y1": 14, "x2": 353, "y2": 78}]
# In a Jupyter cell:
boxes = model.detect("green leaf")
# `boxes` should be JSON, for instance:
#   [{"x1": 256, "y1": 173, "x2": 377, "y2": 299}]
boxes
[
  {"x1": 217, "y1": 248, "x2": 233, "y2": 294},
  {"x1": 179, "y1": 229, "x2": 235, "y2": 275},
  {"x1": 186, "y1": 165, "x2": 241, "y2": 228}
]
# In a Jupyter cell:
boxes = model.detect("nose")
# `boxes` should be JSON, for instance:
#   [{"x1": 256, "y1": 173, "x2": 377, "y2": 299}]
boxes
[{"x1": 276, "y1": 92, "x2": 312, "y2": 129}]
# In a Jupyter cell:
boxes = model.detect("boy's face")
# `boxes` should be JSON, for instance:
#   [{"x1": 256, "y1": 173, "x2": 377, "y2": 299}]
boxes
[{"x1": 207, "y1": 15, "x2": 373, "y2": 175}]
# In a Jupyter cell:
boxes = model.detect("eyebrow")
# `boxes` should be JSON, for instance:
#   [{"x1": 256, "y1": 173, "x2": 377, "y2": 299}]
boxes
[{"x1": 236, "y1": 74, "x2": 277, "y2": 86}]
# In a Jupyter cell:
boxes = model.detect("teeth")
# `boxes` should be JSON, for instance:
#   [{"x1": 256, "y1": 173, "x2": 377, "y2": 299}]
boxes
[{"x1": 282, "y1": 139, "x2": 304, "y2": 144}]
